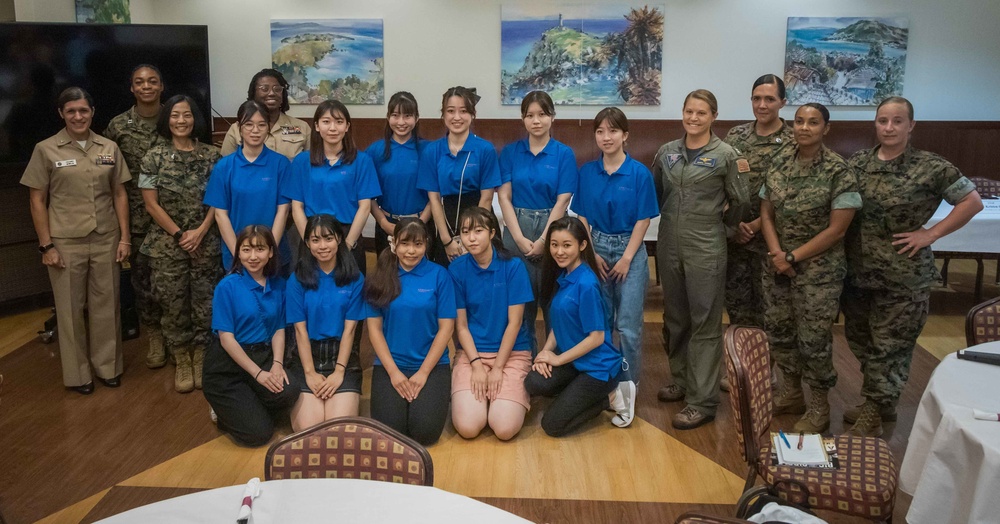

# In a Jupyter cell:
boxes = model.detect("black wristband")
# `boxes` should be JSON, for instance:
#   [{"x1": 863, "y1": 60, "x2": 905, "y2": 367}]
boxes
[
  {"x1": 254, "y1": 368, "x2": 264, "y2": 380},
  {"x1": 335, "y1": 362, "x2": 347, "y2": 369},
  {"x1": 39, "y1": 243, "x2": 55, "y2": 254},
  {"x1": 469, "y1": 357, "x2": 482, "y2": 364},
  {"x1": 173, "y1": 230, "x2": 184, "y2": 242},
  {"x1": 273, "y1": 360, "x2": 283, "y2": 367}
]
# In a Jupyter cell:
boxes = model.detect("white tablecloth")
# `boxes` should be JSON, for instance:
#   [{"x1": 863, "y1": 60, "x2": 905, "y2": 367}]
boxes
[
  {"x1": 926, "y1": 198, "x2": 1000, "y2": 253},
  {"x1": 96, "y1": 479, "x2": 530, "y2": 523},
  {"x1": 899, "y1": 341, "x2": 1000, "y2": 524}
]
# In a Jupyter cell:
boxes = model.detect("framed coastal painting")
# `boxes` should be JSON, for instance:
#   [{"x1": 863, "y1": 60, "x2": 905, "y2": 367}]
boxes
[
  {"x1": 784, "y1": 17, "x2": 908, "y2": 106},
  {"x1": 501, "y1": 5, "x2": 664, "y2": 106},
  {"x1": 75, "y1": 0, "x2": 130, "y2": 23},
  {"x1": 270, "y1": 19, "x2": 384, "y2": 105}
]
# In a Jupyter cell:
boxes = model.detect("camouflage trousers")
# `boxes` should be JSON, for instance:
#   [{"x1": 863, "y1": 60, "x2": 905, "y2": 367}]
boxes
[
  {"x1": 725, "y1": 244, "x2": 765, "y2": 327},
  {"x1": 150, "y1": 254, "x2": 220, "y2": 355},
  {"x1": 762, "y1": 271, "x2": 842, "y2": 390},
  {"x1": 130, "y1": 234, "x2": 161, "y2": 329},
  {"x1": 842, "y1": 283, "x2": 929, "y2": 406}
]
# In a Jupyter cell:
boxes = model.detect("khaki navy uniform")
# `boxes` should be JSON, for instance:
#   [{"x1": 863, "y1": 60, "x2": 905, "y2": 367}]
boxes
[{"x1": 220, "y1": 112, "x2": 310, "y2": 161}]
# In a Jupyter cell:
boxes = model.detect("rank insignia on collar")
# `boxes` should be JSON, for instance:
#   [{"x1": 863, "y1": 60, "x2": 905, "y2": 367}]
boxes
[
  {"x1": 666, "y1": 154, "x2": 681, "y2": 168},
  {"x1": 692, "y1": 156, "x2": 717, "y2": 168},
  {"x1": 775, "y1": 137, "x2": 783, "y2": 143}
]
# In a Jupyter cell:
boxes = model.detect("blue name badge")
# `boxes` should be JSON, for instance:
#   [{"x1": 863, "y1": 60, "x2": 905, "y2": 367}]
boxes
[{"x1": 692, "y1": 156, "x2": 717, "y2": 168}]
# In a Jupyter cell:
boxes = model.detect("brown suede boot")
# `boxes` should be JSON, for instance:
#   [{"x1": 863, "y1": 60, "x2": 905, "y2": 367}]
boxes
[
  {"x1": 792, "y1": 388, "x2": 830, "y2": 433},
  {"x1": 145, "y1": 328, "x2": 166, "y2": 369},
  {"x1": 773, "y1": 373, "x2": 806, "y2": 415},
  {"x1": 174, "y1": 350, "x2": 195, "y2": 393},
  {"x1": 192, "y1": 346, "x2": 205, "y2": 390},
  {"x1": 846, "y1": 400, "x2": 885, "y2": 437},
  {"x1": 843, "y1": 400, "x2": 897, "y2": 424}
]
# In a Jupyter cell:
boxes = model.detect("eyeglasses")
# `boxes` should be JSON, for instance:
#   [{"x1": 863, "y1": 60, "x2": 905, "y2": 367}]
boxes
[
  {"x1": 241, "y1": 122, "x2": 269, "y2": 131},
  {"x1": 256, "y1": 85, "x2": 285, "y2": 94}
]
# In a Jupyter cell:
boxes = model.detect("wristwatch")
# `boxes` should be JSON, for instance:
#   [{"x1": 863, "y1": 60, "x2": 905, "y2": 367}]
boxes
[
  {"x1": 173, "y1": 230, "x2": 184, "y2": 242},
  {"x1": 785, "y1": 251, "x2": 796, "y2": 263},
  {"x1": 39, "y1": 243, "x2": 55, "y2": 253}
]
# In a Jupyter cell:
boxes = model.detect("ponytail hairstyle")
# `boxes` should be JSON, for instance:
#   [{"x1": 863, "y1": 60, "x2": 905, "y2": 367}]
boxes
[
  {"x1": 538, "y1": 216, "x2": 599, "y2": 306},
  {"x1": 228, "y1": 225, "x2": 278, "y2": 277},
  {"x1": 310, "y1": 99, "x2": 357, "y2": 166},
  {"x1": 457, "y1": 206, "x2": 512, "y2": 261},
  {"x1": 363, "y1": 218, "x2": 430, "y2": 309},
  {"x1": 295, "y1": 214, "x2": 360, "y2": 290},
  {"x1": 382, "y1": 91, "x2": 421, "y2": 161}
]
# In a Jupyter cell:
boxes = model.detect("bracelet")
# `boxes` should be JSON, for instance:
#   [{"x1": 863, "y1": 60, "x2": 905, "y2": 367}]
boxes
[
  {"x1": 254, "y1": 368, "x2": 264, "y2": 380},
  {"x1": 119, "y1": 241, "x2": 131, "y2": 246},
  {"x1": 335, "y1": 362, "x2": 347, "y2": 370},
  {"x1": 173, "y1": 230, "x2": 184, "y2": 242},
  {"x1": 273, "y1": 360, "x2": 283, "y2": 367},
  {"x1": 443, "y1": 237, "x2": 455, "y2": 246},
  {"x1": 469, "y1": 357, "x2": 482, "y2": 364}
]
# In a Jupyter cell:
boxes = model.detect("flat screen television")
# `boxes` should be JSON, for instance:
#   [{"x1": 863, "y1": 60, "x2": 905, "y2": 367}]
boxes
[{"x1": 0, "y1": 22, "x2": 211, "y2": 304}]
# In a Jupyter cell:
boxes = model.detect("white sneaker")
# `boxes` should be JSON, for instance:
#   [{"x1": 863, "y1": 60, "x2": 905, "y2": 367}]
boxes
[
  {"x1": 209, "y1": 407, "x2": 218, "y2": 424},
  {"x1": 611, "y1": 380, "x2": 637, "y2": 428}
]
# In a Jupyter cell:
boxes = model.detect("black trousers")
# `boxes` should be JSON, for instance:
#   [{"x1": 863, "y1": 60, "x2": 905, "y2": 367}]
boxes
[
  {"x1": 525, "y1": 364, "x2": 618, "y2": 437},
  {"x1": 202, "y1": 339, "x2": 301, "y2": 447},
  {"x1": 370, "y1": 364, "x2": 451, "y2": 446}
]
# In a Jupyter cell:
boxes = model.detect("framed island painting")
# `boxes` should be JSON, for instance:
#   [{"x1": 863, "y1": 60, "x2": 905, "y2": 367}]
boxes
[
  {"x1": 271, "y1": 19, "x2": 384, "y2": 105},
  {"x1": 784, "y1": 16, "x2": 908, "y2": 106},
  {"x1": 501, "y1": 5, "x2": 663, "y2": 106}
]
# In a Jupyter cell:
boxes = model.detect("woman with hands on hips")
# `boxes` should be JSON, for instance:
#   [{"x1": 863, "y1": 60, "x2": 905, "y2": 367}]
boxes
[{"x1": 286, "y1": 214, "x2": 366, "y2": 430}]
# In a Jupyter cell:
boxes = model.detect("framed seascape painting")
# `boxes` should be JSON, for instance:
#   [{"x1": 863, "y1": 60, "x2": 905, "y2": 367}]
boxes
[
  {"x1": 784, "y1": 16, "x2": 908, "y2": 106},
  {"x1": 501, "y1": 5, "x2": 663, "y2": 106},
  {"x1": 270, "y1": 19, "x2": 384, "y2": 105}
]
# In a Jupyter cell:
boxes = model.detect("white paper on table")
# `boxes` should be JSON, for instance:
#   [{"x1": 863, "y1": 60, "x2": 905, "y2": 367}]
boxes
[{"x1": 237, "y1": 477, "x2": 261, "y2": 523}]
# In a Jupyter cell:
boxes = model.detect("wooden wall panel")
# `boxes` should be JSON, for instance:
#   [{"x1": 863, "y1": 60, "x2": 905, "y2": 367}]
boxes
[{"x1": 214, "y1": 117, "x2": 1000, "y2": 181}]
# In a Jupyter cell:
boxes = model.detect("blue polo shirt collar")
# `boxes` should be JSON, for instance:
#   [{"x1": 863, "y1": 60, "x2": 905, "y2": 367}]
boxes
[
  {"x1": 236, "y1": 145, "x2": 274, "y2": 168},
  {"x1": 398, "y1": 256, "x2": 432, "y2": 276},
  {"x1": 518, "y1": 138, "x2": 556, "y2": 158},
  {"x1": 556, "y1": 263, "x2": 586, "y2": 286},
  {"x1": 471, "y1": 248, "x2": 501, "y2": 273},
  {"x1": 239, "y1": 269, "x2": 272, "y2": 293},
  {"x1": 393, "y1": 136, "x2": 417, "y2": 150},
  {"x1": 597, "y1": 153, "x2": 634, "y2": 176},
  {"x1": 447, "y1": 133, "x2": 479, "y2": 157}
]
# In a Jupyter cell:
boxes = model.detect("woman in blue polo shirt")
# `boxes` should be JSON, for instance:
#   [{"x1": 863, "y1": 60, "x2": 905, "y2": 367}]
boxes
[
  {"x1": 203, "y1": 226, "x2": 299, "y2": 447},
  {"x1": 571, "y1": 107, "x2": 658, "y2": 427},
  {"x1": 366, "y1": 91, "x2": 432, "y2": 256},
  {"x1": 363, "y1": 218, "x2": 456, "y2": 445},
  {"x1": 287, "y1": 214, "x2": 366, "y2": 431},
  {"x1": 498, "y1": 90, "x2": 577, "y2": 352},
  {"x1": 417, "y1": 86, "x2": 501, "y2": 266},
  {"x1": 449, "y1": 206, "x2": 534, "y2": 441},
  {"x1": 285, "y1": 99, "x2": 381, "y2": 273},
  {"x1": 205, "y1": 100, "x2": 291, "y2": 271},
  {"x1": 525, "y1": 216, "x2": 625, "y2": 437}
]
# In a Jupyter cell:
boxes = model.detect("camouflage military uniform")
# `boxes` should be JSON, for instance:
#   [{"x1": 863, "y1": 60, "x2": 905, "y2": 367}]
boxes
[
  {"x1": 653, "y1": 134, "x2": 750, "y2": 417},
  {"x1": 843, "y1": 146, "x2": 976, "y2": 406},
  {"x1": 105, "y1": 106, "x2": 161, "y2": 329},
  {"x1": 723, "y1": 121, "x2": 795, "y2": 327},
  {"x1": 138, "y1": 142, "x2": 222, "y2": 356},
  {"x1": 761, "y1": 145, "x2": 861, "y2": 391}
]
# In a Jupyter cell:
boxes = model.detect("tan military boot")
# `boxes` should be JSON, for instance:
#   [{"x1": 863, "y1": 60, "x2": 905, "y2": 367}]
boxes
[
  {"x1": 174, "y1": 350, "x2": 195, "y2": 393},
  {"x1": 846, "y1": 400, "x2": 884, "y2": 437},
  {"x1": 792, "y1": 389, "x2": 830, "y2": 433},
  {"x1": 843, "y1": 400, "x2": 897, "y2": 424},
  {"x1": 773, "y1": 373, "x2": 806, "y2": 415},
  {"x1": 192, "y1": 346, "x2": 205, "y2": 390},
  {"x1": 145, "y1": 328, "x2": 166, "y2": 369}
]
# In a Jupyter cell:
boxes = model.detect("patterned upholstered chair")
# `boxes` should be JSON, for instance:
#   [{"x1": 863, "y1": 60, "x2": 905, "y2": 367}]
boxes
[
  {"x1": 264, "y1": 416, "x2": 433, "y2": 485},
  {"x1": 965, "y1": 295, "x2": 1000, "y2": 346},
  {"x1": 724, "y1": 325, "x2": 898, "y2": 522}
]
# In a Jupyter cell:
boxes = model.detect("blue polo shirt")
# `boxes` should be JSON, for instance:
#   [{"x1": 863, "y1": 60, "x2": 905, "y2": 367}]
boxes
[
  {"x1": 549, "y1": 263, "x2": 621, "y2": 381},
  {"x1": 211, "y1": 271, "x2": 286, "y2": 345},
  {"x1": 448, "y1": 249, "x2": 534, "y2": 352},
  {"x1": 416, "y1": 134, "x2": 501, "y2": 196},
  {"x1": 367, "y1": 257, "x2": 457, "y2": 370},
  {"x1": 286, "y1": 271, "x2": 366, "y2": 340},
  {"x1": 499, "y1": 138, "x2": 578, "y2": 210},
  {"x1": 570, "y1": 154, "x2": 659, "y2": 235},
  {"x1": 204, "y1": 146, "x2": 292, "y2": 269},
  {"x1": 365, "y1": 137, "x2": 429, "y2": 216},
  {"x1": 284, "y1": 151, "x2": 382, "y2": 223}
]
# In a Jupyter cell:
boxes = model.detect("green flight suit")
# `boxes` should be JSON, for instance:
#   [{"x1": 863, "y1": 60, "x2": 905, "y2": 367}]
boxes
[
  {"x1": 653, "y1": 134, "x2": 750, "y2": 416},
  {"x1": 843, "y1": 146, "x2": 976, "y2": 406}
]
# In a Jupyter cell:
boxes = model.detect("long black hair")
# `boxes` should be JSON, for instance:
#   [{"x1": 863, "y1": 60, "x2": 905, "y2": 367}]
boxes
[
  {"x1": 363, "y1": 218, "x2": 430, "y2": 309},
  {"x1": 538, "y1": 216, "x2": 599, "y2": 306},
  {"x1": 295, "y1": 214, "x2": 360, "y2": 290},
  {"x1": 310, "y1": 100, "x2": 357, "y2": 166},
  {"x1": 457, "y1": 206, "x2": 511, "y2": 261},
  {"x1": 382, "y1": 91, "x2": 421, "y2": 161}
]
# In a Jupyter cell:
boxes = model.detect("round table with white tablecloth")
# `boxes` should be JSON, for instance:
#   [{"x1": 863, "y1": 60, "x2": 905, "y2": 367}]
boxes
[
  {"x1": 899, "y1": 341, "x2": 1000, "y2": 524},
  {"x1": 95, "y1": 478, "x2": 531, "y2": 524}
]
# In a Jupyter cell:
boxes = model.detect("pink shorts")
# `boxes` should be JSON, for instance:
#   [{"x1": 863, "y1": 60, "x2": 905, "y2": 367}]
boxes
[{"x1": 451, "y1": 350, "x2": 532, "y2": 409}]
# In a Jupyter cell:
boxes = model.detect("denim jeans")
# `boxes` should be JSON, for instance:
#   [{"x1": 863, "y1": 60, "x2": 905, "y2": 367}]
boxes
[
  {"x1": 502, "y1": 207, "x2": 551, "y2": 353},
  {"x1": 590, "y1": 229, "x2": 649, "y2": 383}
]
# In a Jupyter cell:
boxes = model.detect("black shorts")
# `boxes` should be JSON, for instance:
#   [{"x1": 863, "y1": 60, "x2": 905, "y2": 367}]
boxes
[{"x1": 292, "y1": 337, "x2": 363, "y2": 394}]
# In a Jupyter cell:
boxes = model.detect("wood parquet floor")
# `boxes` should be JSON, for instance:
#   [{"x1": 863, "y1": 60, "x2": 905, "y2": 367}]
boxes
[{"x1": 0, "y1": 259, "x2": 995, "y2": 524}]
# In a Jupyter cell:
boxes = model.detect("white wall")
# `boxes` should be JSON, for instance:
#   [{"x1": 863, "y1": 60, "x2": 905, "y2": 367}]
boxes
[{"x1": 18, "y1": 0, "x2": 1000, "y2": 121}]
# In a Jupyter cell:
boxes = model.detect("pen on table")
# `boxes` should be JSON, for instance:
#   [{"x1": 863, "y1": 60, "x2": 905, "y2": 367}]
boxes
[
  {"x1": 797, "y1": 432, "x2": 804, "y2": 450},
  {"x1": 778, "y1": 429, "x2": 791, "y2": 449}
]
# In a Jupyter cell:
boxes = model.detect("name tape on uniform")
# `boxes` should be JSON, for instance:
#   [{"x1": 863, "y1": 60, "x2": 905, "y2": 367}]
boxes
[{"x1": 54, "y1": 159, "x2": 77, "y2": 168}]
